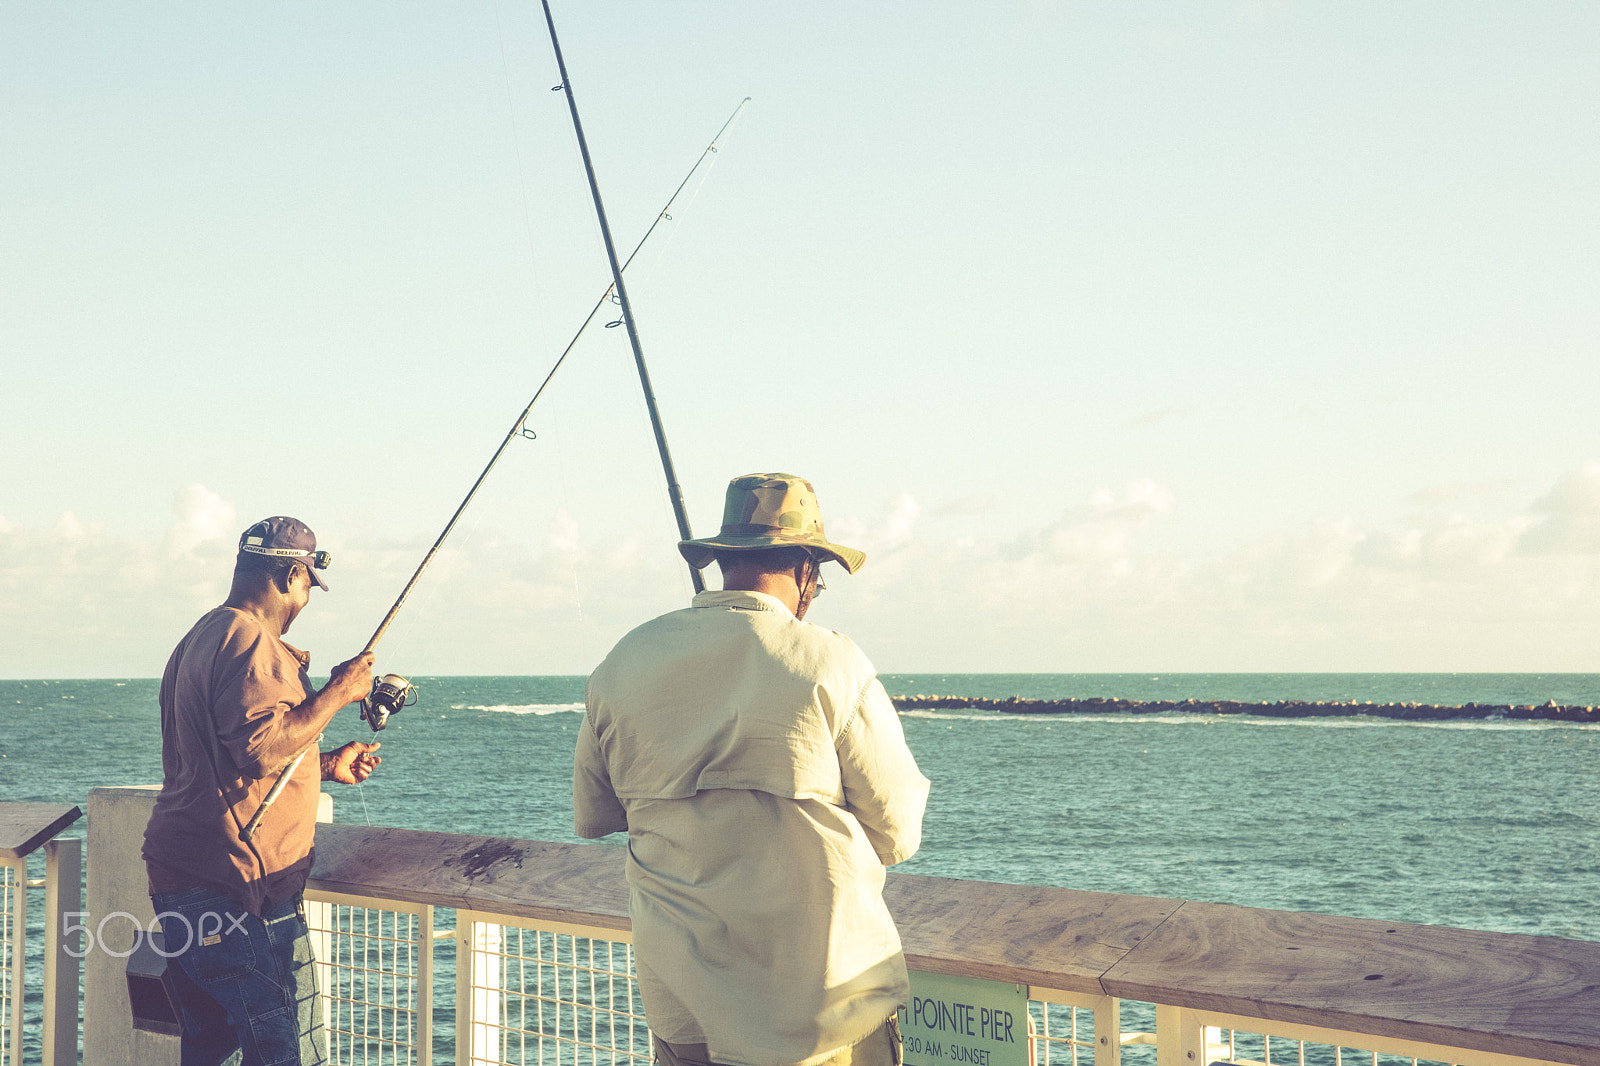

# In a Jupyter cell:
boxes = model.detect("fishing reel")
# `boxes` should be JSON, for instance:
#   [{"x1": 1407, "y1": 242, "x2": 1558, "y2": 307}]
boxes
[{"x1": 360, "y1": 674, "x2": 417, "y2": 731}]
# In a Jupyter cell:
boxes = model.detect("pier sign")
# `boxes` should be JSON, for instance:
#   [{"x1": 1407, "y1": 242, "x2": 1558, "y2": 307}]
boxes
[{"x1": 898, "y1": 972, "x2": 1028, "y2": 1066}]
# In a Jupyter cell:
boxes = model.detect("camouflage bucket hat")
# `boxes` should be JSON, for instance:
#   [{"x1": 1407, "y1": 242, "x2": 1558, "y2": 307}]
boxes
[{"x1": 678, "y1": 473, "x2": 865, "y2": 573}]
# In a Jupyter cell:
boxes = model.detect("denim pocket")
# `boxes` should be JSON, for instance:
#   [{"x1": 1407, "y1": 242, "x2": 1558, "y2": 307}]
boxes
[
  {"x1": 191, "y1": 916, "x2": 256, "y2": 982},
  {"x1": 152, "y1": 890, "x2": 258, "y2": 983}
]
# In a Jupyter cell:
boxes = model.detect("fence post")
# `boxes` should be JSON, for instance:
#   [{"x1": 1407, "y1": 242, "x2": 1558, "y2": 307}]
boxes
[
  {"x1": 306, "y1": 897, "x2": 332, "y2": 1043},
  {"x1": 415, "y1": 906, "x2": 433, "y2": 1066},
  {"x1": 455, "y1": 916, "x2": 470, "y2": 1065},
  {"x1": 456, "y1": 915, "x2": 503, "y2": 1065},
  {"x1": 1155, "y1": 1004, "x2": 1205, "y2": 1066},
  {"x1": 1092, "y1": 996, "x2": 1121, "y2": 1066},
  {"x1": 3, "y1": 857, "x2": 24, "y2": 1066},
  {"x1": 42, "y1": 839, "x2": 82, "y2": 1066}
]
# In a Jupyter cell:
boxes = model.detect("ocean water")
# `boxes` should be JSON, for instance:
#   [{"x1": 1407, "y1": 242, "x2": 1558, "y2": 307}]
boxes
[
  {"x1": 3, "y1": 673, "x2": 1598, "y2": 1061},
  {"x1": 3, "y1": 673, "x2": 1596, "y2": 943}
]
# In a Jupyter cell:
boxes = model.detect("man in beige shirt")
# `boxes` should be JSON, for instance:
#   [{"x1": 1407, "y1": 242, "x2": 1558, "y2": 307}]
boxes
[{"x1": 576, "y1": 473, "x2": 930, "y2": 1066}]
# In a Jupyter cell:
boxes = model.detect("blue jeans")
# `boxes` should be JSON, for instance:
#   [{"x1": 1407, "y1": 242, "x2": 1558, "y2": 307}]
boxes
[{"x1": 150, "y1": 887, "x2": 327, "y2": 1066}]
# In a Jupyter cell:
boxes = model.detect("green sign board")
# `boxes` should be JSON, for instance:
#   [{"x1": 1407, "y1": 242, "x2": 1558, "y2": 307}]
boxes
[{"x1": 898, "y1": 971, "x2": 1029, "y2": 1066}]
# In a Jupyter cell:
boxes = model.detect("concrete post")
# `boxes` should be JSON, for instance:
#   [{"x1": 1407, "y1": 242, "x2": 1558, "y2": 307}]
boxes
[{"x1": 84, "y1": 786, "x2": 331, "y2": 1066}]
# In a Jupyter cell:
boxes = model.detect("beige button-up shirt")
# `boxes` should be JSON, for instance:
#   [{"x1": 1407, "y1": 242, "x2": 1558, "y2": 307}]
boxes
[{"x1": 575, "y1": 589, "x2": 930, "y2": 1066}]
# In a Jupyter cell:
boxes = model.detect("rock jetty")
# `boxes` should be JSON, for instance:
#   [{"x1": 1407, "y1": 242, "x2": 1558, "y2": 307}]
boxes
[{"x1": 889, "y1": 694, "x2": 1600, "y2": 722}]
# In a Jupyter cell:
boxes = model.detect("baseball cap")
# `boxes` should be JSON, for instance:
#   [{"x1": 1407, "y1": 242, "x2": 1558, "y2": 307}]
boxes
[{"x1": 238, "y1": 516, "x2": 330, "y2": 590}]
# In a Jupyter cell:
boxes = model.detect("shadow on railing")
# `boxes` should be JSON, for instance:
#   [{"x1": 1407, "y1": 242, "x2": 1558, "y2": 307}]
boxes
[{"x1": 0, "y1": 803, "x2": 82, "y2": 1066}]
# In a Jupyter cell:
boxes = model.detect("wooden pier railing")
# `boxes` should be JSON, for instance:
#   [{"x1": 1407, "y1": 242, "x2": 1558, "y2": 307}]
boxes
[{"x1": 309, "y1": 823, "x2": 1600, "y2": 1066}]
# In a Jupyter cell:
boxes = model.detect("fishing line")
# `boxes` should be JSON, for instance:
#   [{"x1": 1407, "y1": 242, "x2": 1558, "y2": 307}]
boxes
[
  {"x1": 531, "y1": 91, "x2": 752, "y2": 615},
  {"x1": 241, "y1": 94, "x2": 751, "y2": 841},
  {"x1": 609, "y1": 132, "x2": 739, "y2": 297},
  {"x1": 541, "y1": 392, "x2": 588, "y2": 623},
  {"x1": 360, "y1": 92, "x2": 749, "y2": 659},
  {"x1": 490, "y1": 0, "x2": 544, "y2": 275}
]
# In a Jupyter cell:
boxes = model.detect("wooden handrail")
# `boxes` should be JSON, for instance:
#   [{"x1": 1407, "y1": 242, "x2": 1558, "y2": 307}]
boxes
[
  {"x1": 1102, "y1": 899, "x2": 1600, "y2": 1065},
  {"x1": 310, "y1": 823, "x2": 631, "y2": 932},
  {"x1": 0, "y1": 803, "x2": 82, "y2": 860},
  {"x1": 309, "y1": 823, "x2": 1600, "y2": 1066}
]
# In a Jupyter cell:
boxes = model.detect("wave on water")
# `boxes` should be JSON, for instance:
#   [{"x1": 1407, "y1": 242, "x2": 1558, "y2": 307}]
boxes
[{"x1": 449, "y1": 702, "x2": 584, "y2": 716}]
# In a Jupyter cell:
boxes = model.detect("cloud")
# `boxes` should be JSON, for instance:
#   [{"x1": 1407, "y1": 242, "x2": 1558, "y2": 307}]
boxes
[
  {"x1": 834, "y1": 465, "x2": 1600, "y2": 672},
  {"x1": 830, "y1": 493, "x2": 921, "y2": 558},
  {"x1": 1351, "y1": 513, "x2": 1531, "y2": 572},
  {"x1": 1009, "y1": 479, "x2": 1175, "y2": 566},
  {"x1": 1517, "y1": 460, "x2": 1600, "y2": 554},
  {"x1": 880, "y1": 493, "x2": 920, "y2": 546},
  {"x1": 1407, "y1": 479, "x2": 1514, "y2": 509},
  {"x1": 932, "y1": 493, "x2": 994, "y2": 517},
  {"x1": 9, "y1": 466, "x2": 1600, "y2": 677},
  {"x1": 1125, "y1": 407, "x2": 1187, "y2": 430},
  {"x1": 544, "y1": 509, "x2": 583, "y2": 556},
  {"x1": 1226, "y1": 517, "x2": 1364, "y2": 589},
  {"x1": 321, "y1": 512, "x2": 691, "y2": 675},
  {"x1": 165, "y1": 484, "x2": 238, "y2": 555},
  {"x1": 0, "y1": 493, "x2": 258, "y2": 677}
]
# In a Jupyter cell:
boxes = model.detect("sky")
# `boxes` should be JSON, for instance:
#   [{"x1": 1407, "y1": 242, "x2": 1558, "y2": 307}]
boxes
[{"x1": 4, "y1": 2, "x2": 1599, "y2": 679}]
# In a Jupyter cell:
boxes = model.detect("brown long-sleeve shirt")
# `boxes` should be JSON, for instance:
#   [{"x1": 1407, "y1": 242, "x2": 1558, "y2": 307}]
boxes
[{"x1": 142, "y1": 607, "x2": 322, "y2": 915}]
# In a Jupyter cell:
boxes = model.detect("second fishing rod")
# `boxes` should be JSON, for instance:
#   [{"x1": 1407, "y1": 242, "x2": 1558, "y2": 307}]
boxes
[{"x1": 241, "y1": 92, "x2": 751, "y2": 840}]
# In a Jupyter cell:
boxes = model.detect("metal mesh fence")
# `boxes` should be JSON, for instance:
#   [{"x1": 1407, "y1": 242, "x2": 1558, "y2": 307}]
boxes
[
  {"x1": 459, "y1": 926, "x2": 649, "y2": 1066},
  {"x1": 310, "y1": 900, "x2": 427, "y2": 1066},
  {"x1": 1029, "y1": 1000, "x2": 1099, "y2": 1066},
  {"x1": 0, "y1": 860, "x2": 18, "y2": 1066},
  {"x1": 290, "y1": 898, "x2": 1512, "y2": 1066},
  {"x1": 1204, "y1": 1025, "x2": 1459, "y2": 1066}
]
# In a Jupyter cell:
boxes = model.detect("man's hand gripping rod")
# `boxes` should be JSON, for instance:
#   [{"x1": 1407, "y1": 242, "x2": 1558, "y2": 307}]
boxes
[{"x1": 239, "y1": 630, "x2": 404, "y2": 842}]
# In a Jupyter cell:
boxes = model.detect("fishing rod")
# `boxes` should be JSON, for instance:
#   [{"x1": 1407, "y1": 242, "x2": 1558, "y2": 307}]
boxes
[
  {"x1": 355, "y1": 92, "x2": 748, "y2": 667},
  {"x1": 240, "y1": 97, "x2": 751, "y2": 842},
  {"x1": 541, "y1": 0, "x2": 704, "y2": 594}
]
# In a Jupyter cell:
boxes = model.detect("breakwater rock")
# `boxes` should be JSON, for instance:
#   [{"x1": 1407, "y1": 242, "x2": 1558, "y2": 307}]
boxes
[{"x1": 889, "y1": 694, "x2": 1600, "y2": 723}]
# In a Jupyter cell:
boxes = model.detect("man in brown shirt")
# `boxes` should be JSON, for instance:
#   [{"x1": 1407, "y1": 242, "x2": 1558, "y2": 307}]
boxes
[{"x1": 142, "y1": 516, "x2": 379, "y2": 1066}]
